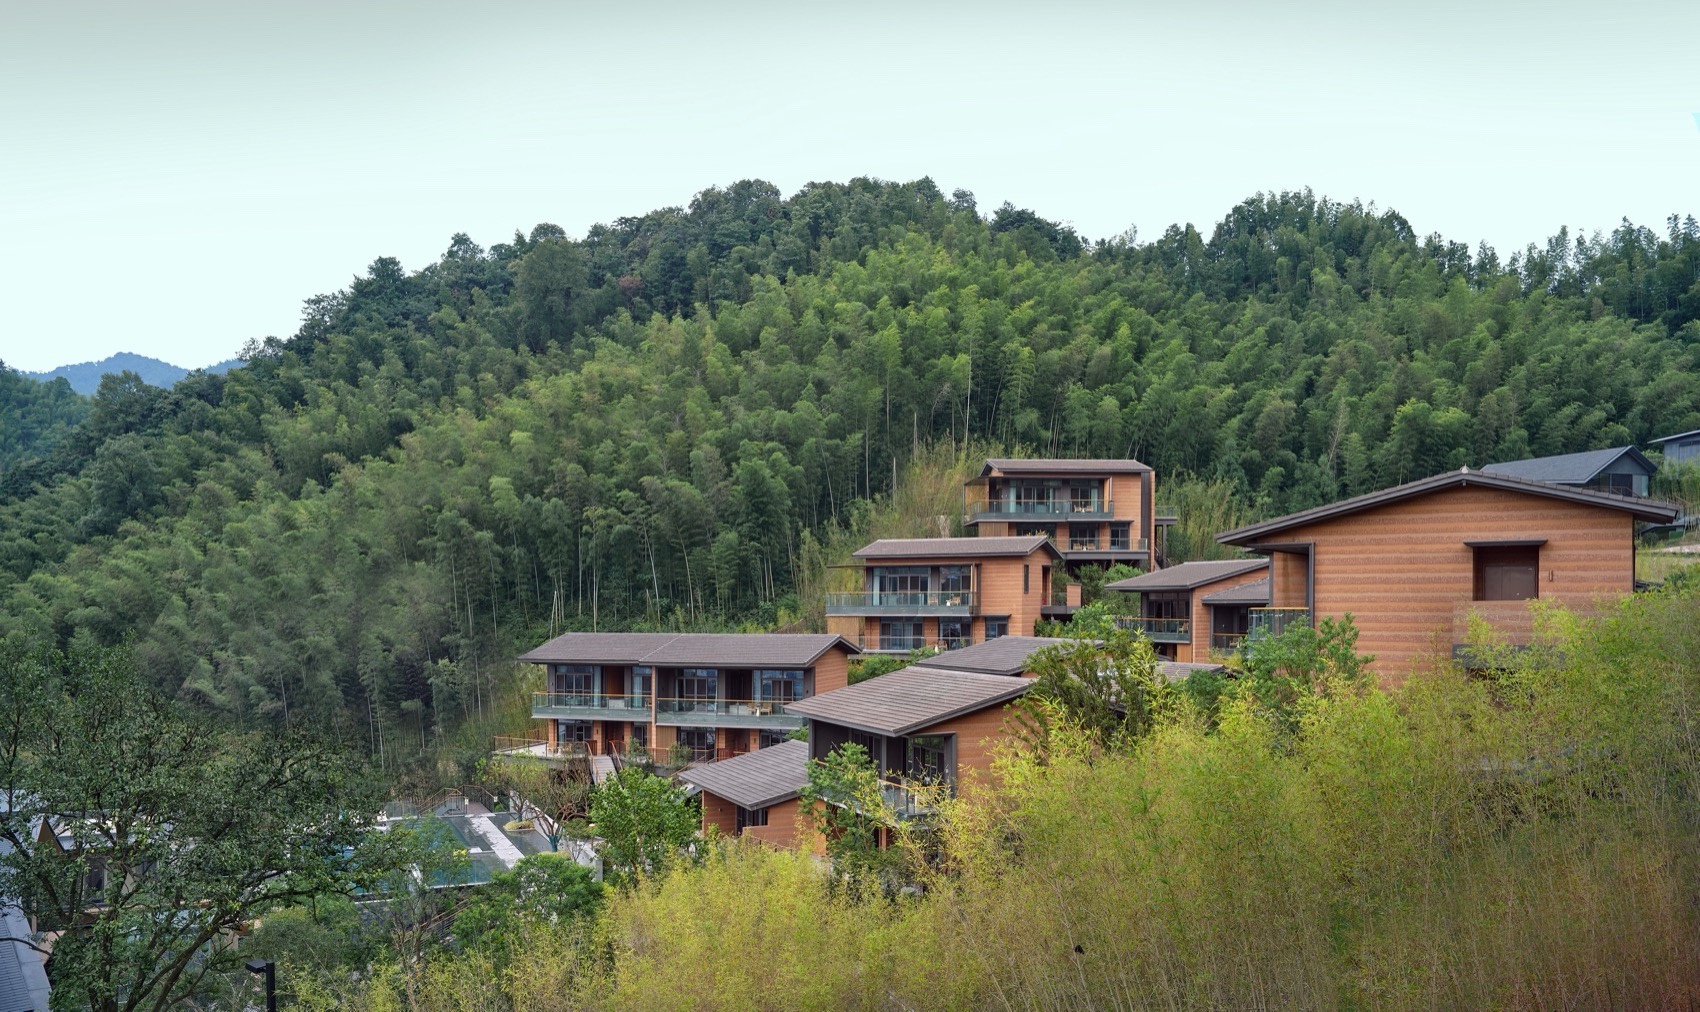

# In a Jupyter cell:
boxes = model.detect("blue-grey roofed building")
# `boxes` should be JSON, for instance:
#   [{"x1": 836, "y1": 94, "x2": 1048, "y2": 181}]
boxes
[
  {"x1": 1480, "y1": 446, "x2": 1656, "y2": 497},
  {"x1": 0, "y1": 841, "x2": 51, "y2": 1012},
  {"x1": 1650, "y1": 428, "x2": 1700, "y2": 470}
]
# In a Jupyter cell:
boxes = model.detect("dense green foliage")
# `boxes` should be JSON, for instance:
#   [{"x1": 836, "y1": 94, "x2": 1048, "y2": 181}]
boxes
[
  {"x1": 0, "y1": 179, "x2": 1696, "y2": 766},
  {"x1": 0, "y1": 362, "x2": 88, "y2": 483},
  {"x1": 0, "y1": 645, "x2": 410, "y2": 1012},
  {"x1": 314, "y1": 586, "x2": 1700, "y2": 1009}
]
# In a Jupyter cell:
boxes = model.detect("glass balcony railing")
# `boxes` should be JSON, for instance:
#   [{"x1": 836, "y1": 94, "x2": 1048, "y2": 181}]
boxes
[
  {"x1": 969, "y1": 499, "x2": 1114, "y2": 520},
  {"x1": 1113, "y1": 616, "x2": 1192, "y2": 643},
  {"x1": 857, "y1": 634, "x2": 975, "y2": 653},
  {"x1": 1247, "y1": 608, "x2": 1312, "y2": 642},
  {"x1": 530, "y1": 692, "x2": 651, "y2": 716},
  {"x1": 653, "y1": 698, "x2": 804, "y2": 727},
  {"x1": 825, "y1": 591, "x2": 975, "y2": 615}
]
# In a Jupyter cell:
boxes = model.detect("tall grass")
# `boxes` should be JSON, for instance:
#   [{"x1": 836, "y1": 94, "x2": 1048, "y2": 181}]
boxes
[{"x1": 362, "y1": 588, "x2": 1700, "y2": 1009}]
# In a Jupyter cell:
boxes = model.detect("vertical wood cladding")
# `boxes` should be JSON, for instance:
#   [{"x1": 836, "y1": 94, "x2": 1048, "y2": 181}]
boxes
[
  {"x1": 742, "y1": 798, "x2": 805, "y2": 848},
  {"x1": 813, "y1": 650, "x2": 851, "y2": 695},
  {"x1": 915, "y1": 700, "x2": 1020, "y2": 792},
  {"x1": 1251, "y1": 485, "x2": 1636, "y2": 684}
]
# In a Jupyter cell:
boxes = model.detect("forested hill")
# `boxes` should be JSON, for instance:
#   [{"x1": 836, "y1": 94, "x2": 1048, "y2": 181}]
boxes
[{"x1": 1, "y1": 178, "x2": 1697, "y2": 763}]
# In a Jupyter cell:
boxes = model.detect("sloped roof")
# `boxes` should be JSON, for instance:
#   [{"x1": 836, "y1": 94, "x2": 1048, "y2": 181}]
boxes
[
  {"x1": 518, "y1": 633, "x2": 857, "y2": 667},
  {"x1": 918, "y1": 636, "x2": 1071, "y2": 676},
  {"x1": 1651, "y1": 428, "x2": 1700, "y2": 444},
  {"x1": 0, "y1": 842, "x2": 50, "y2": 1011},
  {"x1": 1200, "y1": 577, "x2": 1271, "y2": 605},
  {"x1": 786, "y1": 666, "x2": 1032, "y2": 736},
  {"x1": 1218, "y1": 469, "x2": 1681, "y2": 545},
  {"x1": 677, "y1": 740, "x2": 810, "y2": 810},
  {"x1": 1157, "y1": 661, "x2": 1229, "y2": 684},
  {"x1": 1480, "y1": 446, "x2": 1655, "y2": 484},
  {"x1": 1106, "y1": 558, "x2": 1267, "y2": 592},
  {"x1": 980, "y1": 457, "x2": 1152, "y2": 476},
  {"x1": 851, "y1": 536, "x2": 1060, "y2": 560}
]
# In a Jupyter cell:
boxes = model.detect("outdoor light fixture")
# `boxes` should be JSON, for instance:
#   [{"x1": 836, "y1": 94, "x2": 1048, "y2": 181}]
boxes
[{"x1": 245, "y1": 958, "x2": 277, "y2": 1012}]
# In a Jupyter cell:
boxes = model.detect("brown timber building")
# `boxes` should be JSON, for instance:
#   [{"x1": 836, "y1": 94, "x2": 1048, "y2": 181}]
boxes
[{"x1": 1216, "y1": 468, "x2": 1680, "y2": 683}]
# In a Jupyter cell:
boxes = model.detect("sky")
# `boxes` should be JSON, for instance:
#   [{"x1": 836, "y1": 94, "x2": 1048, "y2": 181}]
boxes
[{"x1": 2, "y1": 0, "x2": 1697, "y2": 373}]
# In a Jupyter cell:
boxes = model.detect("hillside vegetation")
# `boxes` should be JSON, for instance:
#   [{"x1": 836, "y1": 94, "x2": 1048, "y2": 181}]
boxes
[
  {"x1": 291, "y1": 587, "x2": 1700, "y2": 1010},
  {"x1": 0, "y1": 179, "x2": 1697, "y2": 763}
]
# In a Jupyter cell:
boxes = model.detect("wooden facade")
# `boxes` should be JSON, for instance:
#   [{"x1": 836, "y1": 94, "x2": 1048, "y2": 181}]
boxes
[
  {"x1": 965, "y1": 459, "x2": 1162, "y2": 572},
  {"x1": 826, "y1": 541, "x2": 1057, "y2": 651},
  {"x1": 1220, "y1": 475, "x2": 1676, "y2": 684}
]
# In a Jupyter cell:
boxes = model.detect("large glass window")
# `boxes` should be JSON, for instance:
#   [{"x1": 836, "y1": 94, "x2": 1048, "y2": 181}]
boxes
[
  {"x1": 1109, "y1": 523, "x2": 1132, "y2": 550},
  {"x1": 1144, "y1": 591, "x2": 1189, "y2": 619},
  {"x1": 552, "y1": 664, "x2": 596, "y2": 698},
  {"x1": 1474, "y1": 546, "x2": 1539, "y2": 601},
  {"x1": 758, "y1": 728, "x2": 791, "y2": 749},
  {"x1": 676, "y1": 728, "x2": 715, "y2": 755},
  {"x1": 756, "y1": 669, "x2": 805, "y2": 702},
  {"x1": 985, "y1": 616, "x2": 1009, "y2": 640},
  {"x1": 938, "y1": 565, "x2": 972, "y2": 596},
  {"x1": 556, "y1": 719, "x2": 592, "y2": 743},
  {"x1": 939, "y1": 618, "x2": 970, "y2": 650},
  {"x1": 907, "y1": 735, "x2": 951, "y2": 786},
  {"x1": 677, "y1": 669, "x2": 717, "y2": 700},
  {"x1": 736, "y1": 805, "x2": 769, "y2": 832},
  {"x1": 1069, "y1": 523, "x2": 1098, "y2": 550},
  {"x1": 879, "y1": 620, "x2": 923, "y2": 652}
]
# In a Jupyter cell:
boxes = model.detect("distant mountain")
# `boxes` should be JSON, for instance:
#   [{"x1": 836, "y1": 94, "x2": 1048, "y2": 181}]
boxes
[{"x1": 23, "y1": 353, "x2": 244, "y2": 395}]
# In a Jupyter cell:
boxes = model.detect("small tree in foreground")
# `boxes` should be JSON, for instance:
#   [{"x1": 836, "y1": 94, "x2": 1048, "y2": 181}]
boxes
[
  {"x1": 1018, "y1": 627, "x2": 1172, "y2": 751},
  {"x1": 0, "y1": 643, "x2": 412, "y2": 1012},
  {"x1": 587, "y1": 768, "x2": 698, "y2": 883},
  {"x1": 797, "y1": 744, "x2": 909, "y2": 888}
]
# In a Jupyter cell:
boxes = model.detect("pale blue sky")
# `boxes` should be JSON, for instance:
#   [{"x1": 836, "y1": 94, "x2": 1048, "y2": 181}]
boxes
[{"x1": 2, "y1": 0, "x2": 1696, "y2": 373}]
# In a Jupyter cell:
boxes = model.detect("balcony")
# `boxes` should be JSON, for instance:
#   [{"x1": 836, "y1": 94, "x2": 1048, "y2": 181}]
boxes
[
  {"x1": 969, "y1": 499, "x2": 1114, "y2": 522},
  {"x1": 1049, "y1": 535, "x2": 1149, "y2": 555},
  {"x1": 857, "y1": 634, "x2": 975, "y2": 654},
  {"x1": 1246, "y1": 607, "x2": 1312, "y2": 643},
  {"x1": 825, "y1": 591, "x2": 975, "y2": 616},
  {"x1": 1210, "y1": 632, "x2": 1247, "y2": 656},
  {"x1": 1114, "y1": 616, "x2": 1192, "y2": 643},
  {"x1": 530, "y1": 692, "x2": 652, "y2": 720},
  {"x1": 653, "y1": 698, "x2": 805, "y2": 729}
]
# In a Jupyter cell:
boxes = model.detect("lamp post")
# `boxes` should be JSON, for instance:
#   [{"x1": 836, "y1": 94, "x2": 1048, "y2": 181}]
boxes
[{"x1": 244, "y1": 958, "x2": 276, "y2": 1012}]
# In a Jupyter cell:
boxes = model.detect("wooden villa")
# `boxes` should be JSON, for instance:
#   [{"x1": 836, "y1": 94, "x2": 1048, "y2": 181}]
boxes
[
  {"x1": 1216, "y1": 468, "x2": 1681, "y2": 682},
  {"x1": 507, "y1": 633, "x2": 858, "y2": 768},
  {"x1": 825, "y1": 536, "x2": 1060, "y2": 652},
  {"x1": 1105, "y1": 558, "x2": 1271, "y2": 661},
  {"x1": 964, "y1": 458, "x2": 1172, "y2": 573}
]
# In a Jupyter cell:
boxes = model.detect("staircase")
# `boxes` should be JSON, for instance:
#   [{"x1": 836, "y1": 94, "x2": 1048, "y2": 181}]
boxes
[{"x1": 589, "y1": 753, "x2": 617, "y2": 785}]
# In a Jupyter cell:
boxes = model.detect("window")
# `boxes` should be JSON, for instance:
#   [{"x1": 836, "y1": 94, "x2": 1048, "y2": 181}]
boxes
[
  {"x1": 1109, "y1": 523, "x2": 1131, "y2": 550},
  {"x1": 1474, "y1": 545, "x2": 1539, "y2": 601},
  {"x1": 1013, "y1": 522, "x2": 1056, "y2": 539},
  {"x1": 1144, "y1": 591, "x2": 1189, "y2": 619},
  {"x1": 938, "y1": 565, "x2": 972, "y2": 596},
  {"x1": 875, "y1": 567, "x2": 929, "y2": 603},
  {"x1": 879, "y1": 619, "x2": 922, "y2": 652},
  {"x1": 630, "y1": 723, "x2": 650, "y2": 748},
  {"x1": 985, "y1": 616, "x2": 1009, "y2": 640},
  {"x1": 1023, "y1": 565, "x2": 1030, "y2": 594},
  {"x1": 736, "y1": 805, "x2": 769, "y2": 832},
  {"x1": 552, "y1": 664, "x2": 596, "y2": 697},
  {"x1": 756, "y1": 669, "x2": 805, "y2": 702},
  {"x1": 677, "y1": 669, "x2": 717, "y2": 701},
  {"x1": 557, "y1": 719, "x2": 592, "y2": 743},
  {"x1": 906, "y1": 735, "x2": 951, "y2": 786},
  {"x1": 1069, "y1": 523, "x2": 1099, "y2": 550},
  {"x1": 758, "y1": 728, "x2": 791, "y2": 749},
  {"x1": 677, "y1": 728, "x2": 715, "y2": 755}
]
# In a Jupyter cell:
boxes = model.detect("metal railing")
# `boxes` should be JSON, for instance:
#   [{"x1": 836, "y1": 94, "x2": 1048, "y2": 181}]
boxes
[
  {"x1": 969, "y1": 499, "x2": 1114, "y2": 519},
  {"x1": 1247, "y1": 607, "x2": 1312, "y2": 642},
  {"x1": 1046, "y1": 534, "x2": 1149, "y2": 554},
  {"x1": 531, "y1": 691, "x2": 651, "y2": 713},
  {"x1": 1210, "y1": 632, "x2": 1247, "y2": 653},
  {"x1": 825, "y1": 591, "x2": 976, "y2": 614},
  {"x1": 1114, "y1": 616, "x2": 1192, "y2": 643},
  {"x1": 654, "y1": 698, "x2": 795, "y2": 718},
  {"x1": 856, "y1": 634, "x2": 974, "y2": 653}
]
